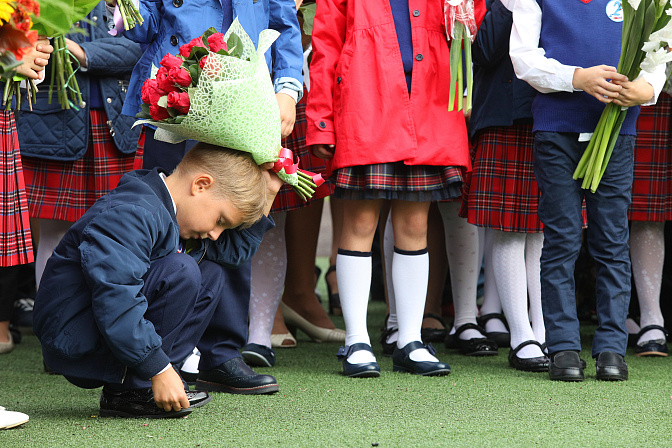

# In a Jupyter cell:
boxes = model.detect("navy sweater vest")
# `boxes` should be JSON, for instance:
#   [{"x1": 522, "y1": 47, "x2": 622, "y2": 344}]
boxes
[{"x1": 532, "y1": 0, "x2": 639, "y2": 135}]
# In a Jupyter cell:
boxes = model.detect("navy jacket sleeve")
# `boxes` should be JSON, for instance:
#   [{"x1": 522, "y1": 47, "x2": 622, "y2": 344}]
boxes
[
  {"x1": 472, "y1": 0, "x2": 513, "y2": 70},
  {"x1": 205, "y1": 215, "x2": 275, "y2": 268},
  {"x1": 79, "y1": 35, "x2": 143, "y2": 76},
  {"x1": 80, "y1": 205, "x2": 171, "y2": 380},
  {"x1": 269, "y1": 0, "x2": 304, "y2": 84}
]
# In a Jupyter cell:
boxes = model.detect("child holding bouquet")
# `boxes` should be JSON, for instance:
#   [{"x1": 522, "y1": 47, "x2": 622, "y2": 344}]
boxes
[
  {"x1": 307, "y1": 0, "x2": 471, "y2": 377},
  {"x1": 510, "y1": 0, "x2": 666, "y2": 381}
]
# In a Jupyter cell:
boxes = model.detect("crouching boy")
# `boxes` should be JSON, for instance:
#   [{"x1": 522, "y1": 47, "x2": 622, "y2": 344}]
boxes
[{"x1": 33, "y1": 143, "x2": 282, "y2": 418}]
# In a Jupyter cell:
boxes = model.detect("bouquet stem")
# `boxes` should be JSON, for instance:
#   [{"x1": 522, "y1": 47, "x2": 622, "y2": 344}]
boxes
[
  {"x1": 117, "y1": 0, "x2": 144, "y2": 31},
  {"x1": 48, "y1": 35, "x2": 83, "y2": 110}
]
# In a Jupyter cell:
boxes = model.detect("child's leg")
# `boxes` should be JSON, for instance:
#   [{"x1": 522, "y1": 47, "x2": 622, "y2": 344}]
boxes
[
  {"x1": 383, "y1": 211, "x2": 397, "y2": 345},
  {"x1": 338, "y1": 199, "x2": 382, "y2": 364},
  {"x1": 391, "y1": 200, "x2": 437, "y2": 362},
  {"x1": 247, "y1": 212, "x2": 287, "y2": 348},
  {"x1": 533, "y1": 132, "x2": 586, "y2": 355},
  {"x1": 525, "y1": 233, "x2": 545, "y2": 345},
  {"x1": 34, "y1": 219, "x2": 72, "y2": 288},
  {"x1": 480, "y1": 228, "x2": 509, "y2": 336},
  {"x1": 584, "y1": 136, "x2": 635, "y2": 358}
]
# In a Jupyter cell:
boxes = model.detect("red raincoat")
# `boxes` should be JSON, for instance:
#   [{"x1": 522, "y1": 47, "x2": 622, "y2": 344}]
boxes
[{"x1": 306, "y1": 0, "x2": 478, "y2": 173}]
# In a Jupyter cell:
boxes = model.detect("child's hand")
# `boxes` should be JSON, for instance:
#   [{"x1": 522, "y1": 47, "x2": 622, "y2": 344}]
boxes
[
  {"x1": 259, "y1": 165, "x2": 283, "y2": 216},
  {"x1": 15, "y1": 39, "x2": 54, "y2": 80},
  {"x1": 572, "y1": 65, "x2": 628, "y2": 104},
  {"x1": 611, "y1": 77, "x2": 654, "y2": 107},
  {"x1": 150, "y1": 367, "x2": 190, "y2": 412},
  {"x1": 276, "y1": 92, "x2": 296, "y2": 138},
  {"x1": 312, "y1": 144, "x2": 335, "y2": 160},
  {"x1": 65, "y1": 38, "x2": 87, "y2": 68}
]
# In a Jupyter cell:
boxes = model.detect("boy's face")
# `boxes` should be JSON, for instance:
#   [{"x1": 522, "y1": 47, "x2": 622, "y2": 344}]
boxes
[{"x1": 176, "y1": 175, "x2": 245, "y2": 241}]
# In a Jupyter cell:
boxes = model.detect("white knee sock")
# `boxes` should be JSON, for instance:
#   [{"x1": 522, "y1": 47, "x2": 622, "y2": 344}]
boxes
[
  {"x1": 480, "y1": 228, "x2": 509, "y2": 335},
  {"x1": 630, "y1": 221, "x2": 666, "y2": 343},
  {"x1": 393, "y1": 247, "x2": 437, "y2": 362},
  {"x1": 36, "y1": 219, "x2": 73, "y2": 289},
  {"x1": 438, "y1": 201, "x2": 482, "y2": 341},
  {"x1": 248, "y1": 212, "x2": 287, "y2": 348},
  {"x1": 337, "y1": 250, "x2": 375, "y2": 364},
  {"x1": 383, "y1": 214, "x2": 398, "y2": 344},
  {"x1": 492, "y1": 230, "x2": 543, "y2": 359},
  {"x1": 525, "y1": 233, "x2": 545, "y2": 345}
]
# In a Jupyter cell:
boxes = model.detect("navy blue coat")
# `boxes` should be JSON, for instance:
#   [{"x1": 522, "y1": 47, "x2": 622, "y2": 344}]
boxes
[
  {"x1": 470, "y1": 0, "x2": 535, "y2": 138},
  {"x1": 33, "y1": 168, "x2": 274, "y2": 383},
  {"x1": 16, "y1": 2, "x2": 143, "y2": 161}
]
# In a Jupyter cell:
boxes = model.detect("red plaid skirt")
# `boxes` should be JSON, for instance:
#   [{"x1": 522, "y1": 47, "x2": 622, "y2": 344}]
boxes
[
  {"x1": 467, "y1": 124, "x2": 543, "y2": 232},
  {"x1": 0, "y1": 111, "x2": 33, "y2": 267},
  {"x1": 272, "y1": 93, "x2": 333, "y2": 213},
  {"x1": 22, "y1": 110, "x2": 142, "y2": 222},
  {"x1": 629, "y1": 93, "x2": 672, "y2": 222}
]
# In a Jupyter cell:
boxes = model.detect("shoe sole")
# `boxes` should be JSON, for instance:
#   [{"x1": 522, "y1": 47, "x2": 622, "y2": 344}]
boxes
[
  {"x1": 241, "y1": 351, "x2": 274, "y2": 368},
  {"x1": 549, "y1": 369, "x2": 584, "y2": 382},
  {"x1": 463, "y1": 350, "x2": 499, "y2": 357},
  {"x1": 393, "y1": 366, "x2": 451, "y2": 376},
  {"x1": 596, "y1": 369, "x2": 628, "y2": 381},
  {"x1": 635, "y1": 351, "x2": 668, "y2": 357},
  {"x1": 189, "y1": 394, "x2": 213, "y2": 409},
  {"x1": 99, "y1": 408, "x2": 193, "y2": 419},
  {"x1": 0, "y1": 417, "x2": 29, "y2": 429},
  {"x1": 345, "y1": 370, "x2": 381, "y2": 378},
  {"x1": 195, "y1": 380, "x2": 279, "y2": 395}
]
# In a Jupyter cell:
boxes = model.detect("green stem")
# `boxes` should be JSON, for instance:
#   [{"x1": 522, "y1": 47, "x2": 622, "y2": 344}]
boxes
[{"x1": 465, "y1": 37, "x2": 472, "y2": 112}]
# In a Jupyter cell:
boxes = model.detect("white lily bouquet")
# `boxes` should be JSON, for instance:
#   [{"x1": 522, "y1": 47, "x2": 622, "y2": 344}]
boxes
[
  {"x1": 573, "y1": 0, "x2": 672, "y2": 192},
  {"x1": 134, "y1": 19, "x2": 322, "y2": 200}
]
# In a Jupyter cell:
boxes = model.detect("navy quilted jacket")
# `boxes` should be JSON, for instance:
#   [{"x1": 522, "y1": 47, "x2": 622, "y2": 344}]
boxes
[{"x1": 16, "y1": 2, "x2": 143, "y2": 161}]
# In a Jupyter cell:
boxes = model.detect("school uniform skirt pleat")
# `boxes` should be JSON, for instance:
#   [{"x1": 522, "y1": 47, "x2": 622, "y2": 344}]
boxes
[
  {"x1": 0, "y1": 110, "x2": 33, "y2": 267},
  {"x1": 629, "y1": 92, "x2": 672, "y2": 222},
  {"x1": 22, "y1": 109, "x2": 142, "y2": 222}
]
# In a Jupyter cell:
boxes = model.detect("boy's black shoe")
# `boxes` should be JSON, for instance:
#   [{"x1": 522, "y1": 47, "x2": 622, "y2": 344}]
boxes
[
  {"x1": 548, "y1": 350, "x2": 584, "y2": 382},
  {"x1": 99, "y1": 387, "x2": 211, "y2": 418},
  {"x1": 595, "y1": 351, "x2": 628, "y2": 381},
  {"x1": 195, "y1": 357, "x2": 279, "y2": 395}
]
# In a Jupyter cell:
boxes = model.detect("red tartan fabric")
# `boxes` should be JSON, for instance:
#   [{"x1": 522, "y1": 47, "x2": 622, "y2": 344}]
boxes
[
  {"x1": 629, "y1": 93, "x2": 672, "y2": 222},
  {"x1": 0, "y1": 110, "x2": 33, "y2": 266},
  {"x1": 467, "y1": 124, "x2": 544, "y2": 233},
  {"x1": 22, "y1": 110, "x2": 141, "y2": 222},
  {"x1": 272, "y1": 93, "x2": 333, "y2": 213},
  {"x1": 334, "y1": 163, "x2": 463, "y2": 191}
]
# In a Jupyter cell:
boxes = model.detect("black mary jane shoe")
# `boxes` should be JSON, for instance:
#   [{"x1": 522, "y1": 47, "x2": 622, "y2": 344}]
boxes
[
  {"x1": 99, "y1": 387, "x2": 211, "y2": 418},
  {"x1": 337, "y1": 343, "x2": 381, "y2": 378},
  {"x1": 392, "y1": 341, "x2": 451, "y2": 376},
  {"x1": 380, "y1": 326, "x2": 398, "y2": 357},
  {"x1": 445, "y1": 323, "x2": 498, "y2": 356},
  {"x1": 421, "y1": 313, "x2": 448, "y2": 343},
  {"x1": 477, "y1": 313, "x2": 511, "y2": 348},
  {"x1": 508, "y1": 340, "x2": 550, "y2": 372},
  {"x1": 634, "y1": 325, "x2": 669, "y2": 357}
]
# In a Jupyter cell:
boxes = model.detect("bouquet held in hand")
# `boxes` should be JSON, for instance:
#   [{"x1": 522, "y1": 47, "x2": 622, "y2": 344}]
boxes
[
  {"x1": 135, "y1": 20, "x2": 322, "y2": 200},
  {"x1": 444, "y1": 0, "x2": 479, "y2": 112}
]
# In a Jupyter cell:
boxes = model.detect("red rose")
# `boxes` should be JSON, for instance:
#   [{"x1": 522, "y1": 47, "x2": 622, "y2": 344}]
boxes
[
  {"x1": 141, "y1": 79, "x2": 163, "y2": 105},
  {"x1": 160, "y1": 53, "x2": 183, "y2": 69},
  {"x1": 149, "y1": 104, "x2": 171, "y2": 121},
  {"x1": 199, "y1": 55, "x2": 209, "y2": 69},
  {"x1": 155, "y1": 66, "x2": 179, "y2": 94},
  {"x1": 166, "y1": 91, "x2": 191, "y2": 115},
  {"x1": 179, "y1": 36, "x2": 205, "y2": 59},
  {"x1": 168, "y1": 66, "x2": 192, "y2": 87},
  {"x1": 207, "y1": 33, "x2": 228, "y2": 53}
]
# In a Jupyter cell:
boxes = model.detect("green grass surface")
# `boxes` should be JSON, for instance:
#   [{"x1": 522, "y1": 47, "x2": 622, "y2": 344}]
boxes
[{"x1": 2, "y1": 257, "x2": 672, "y2": 447}]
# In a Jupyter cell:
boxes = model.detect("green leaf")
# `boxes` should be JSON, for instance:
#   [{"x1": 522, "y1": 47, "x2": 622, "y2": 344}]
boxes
[
  {"x1": 188, "y1": 64, "x2": 200, "y2": 86},
  {"x1": 227, "y1": 33, "x2": 244, "y2": 59},
  {"x1": 298, "y1": 3, "x2": 317, "y2": 36},
  {"x1": 189, "y1": 46, "x2": 209, "y2": 60},
  {"x1": 202, "y1": 27, "x2": 218, "y2": 40},
  {"x1": 173, "y1": 115, "x2": 187, "y2": 124}
]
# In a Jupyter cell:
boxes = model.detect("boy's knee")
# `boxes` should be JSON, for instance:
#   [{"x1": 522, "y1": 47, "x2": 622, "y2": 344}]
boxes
[{"x1": 149, "y1": 253, "x2": 202, "y2": 289}]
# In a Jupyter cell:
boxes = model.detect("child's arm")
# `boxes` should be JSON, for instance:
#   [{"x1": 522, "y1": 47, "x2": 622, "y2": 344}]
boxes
[
  {"x1": 15, "y1": 39, "x2": 53, "y2": 80},
  {"x1": 472, "y1": 0, "x2": 515, "y2": 69}
]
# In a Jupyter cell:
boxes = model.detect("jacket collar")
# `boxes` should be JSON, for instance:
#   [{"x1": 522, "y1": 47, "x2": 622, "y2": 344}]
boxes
[{"x1": 138, "y1": 168, "x2": 178, "y2": 225}]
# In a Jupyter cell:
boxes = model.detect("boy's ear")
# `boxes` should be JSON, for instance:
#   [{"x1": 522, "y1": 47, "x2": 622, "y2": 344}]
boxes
[{"x1": 191, "y1": 173, "x2": 215, "y2": 195}]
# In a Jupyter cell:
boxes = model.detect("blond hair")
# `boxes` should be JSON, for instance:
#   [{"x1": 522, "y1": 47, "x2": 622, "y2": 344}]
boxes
[{"x1": 174, "y1": 143, "x2": 267, "y2": 228}]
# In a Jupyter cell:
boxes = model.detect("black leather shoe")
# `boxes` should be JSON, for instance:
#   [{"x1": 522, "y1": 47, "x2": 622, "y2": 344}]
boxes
[
  {"x1": 595, "y1": 351, "x2": 628, "y2": 381},
  {"x1": 548, "y1": 351, "x2": 584, "y2": 382},
  {"x1": 241, "y1": 343, "x2": 276, "y2": 367},
  {"x1": 634, "y1": 325, "x2": 669, "y2": 357},
  {"x1": 380, "y1": 327, "x2": 398, "y2": 357},
  {"x1": 421, "y1": 313, "x2": 447, "y2": 343},
  {"x1": 508, "y1": 340, "x2": 549, "y2": 372},
  {"x1": 196, "y1": 357, "x2": 279, "y2": 394},
  {"x1": 337, "y1": 343, "x2": 381, "y2": 378},
  {"x1": 392, "y1": 341, "x2": 451, "y2": 376},
  {"x1": 445, "y1": 323, "x2": 498, "y2": 356},
  {"x1": 99, "y1": 387, "x2": 211, "y2": 418},
  {"x1": 477, "y1": 313, "x2": 510, "y2": 348}
]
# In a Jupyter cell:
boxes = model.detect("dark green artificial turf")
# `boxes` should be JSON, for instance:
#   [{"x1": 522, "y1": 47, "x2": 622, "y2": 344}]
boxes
[{"x1": 2, "y1": 257, "x2": 672, "y2": 447}]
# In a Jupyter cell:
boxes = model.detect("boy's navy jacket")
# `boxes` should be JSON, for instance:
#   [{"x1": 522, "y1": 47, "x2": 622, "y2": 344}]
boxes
[
  {"x1": 470, "y1": 0, "x2": 535, "y2": 138},
  {"x1": 33, "y1": 168, "x2": 274, "y2": 384},
  {"x1": 16, "y1": 2, "x2": 143, "y2": 161}
]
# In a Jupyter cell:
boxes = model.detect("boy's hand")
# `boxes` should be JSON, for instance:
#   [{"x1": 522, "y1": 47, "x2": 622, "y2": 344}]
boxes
[
  {"x1": 150, "y1": 367, "x2": 190, "y2": 412},
  {"x1": 611, "y1": 77, "x2": 655, "y2": 107},
  {"x1": 276, "y1": 92, "x2": 296, "y2": 138},
  {"x1": 312, "y1": 144, "x2": 335, "y2": 160},
  {"x1": 15, "y1": 39, "x2": 54, "y2": 80},
  {"x1": 572, "y1": 65, "x2": 628, "y2": 103},
  {"x1": 259, "y1": 166, "x2": 283, "y2": 216},
  {"x1": 65, "y1": 38, "x2": 87, "y2": 68}
]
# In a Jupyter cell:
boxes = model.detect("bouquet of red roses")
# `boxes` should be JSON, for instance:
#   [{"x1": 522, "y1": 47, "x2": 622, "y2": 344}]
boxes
[{"x1": 135, "y1": 19, "x2": 322, "y2": 200}]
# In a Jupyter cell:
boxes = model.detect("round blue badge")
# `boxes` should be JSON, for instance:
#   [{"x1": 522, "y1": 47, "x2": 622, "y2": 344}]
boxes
[{"x1": 606, "y1": 0, "x2": 624, "y2": 22}]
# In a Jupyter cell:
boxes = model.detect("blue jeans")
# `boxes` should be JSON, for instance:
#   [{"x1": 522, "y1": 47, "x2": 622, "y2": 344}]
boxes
[{"x1": 534, "y1": 132, "x2": 633, "y2": 357}]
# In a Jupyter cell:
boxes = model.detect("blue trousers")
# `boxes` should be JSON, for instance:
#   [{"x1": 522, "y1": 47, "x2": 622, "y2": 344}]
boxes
[
  {"x1": 533, "y1": 131, "x2": 633, "y2": 357},
  {"x1": 143, "y1": 128, "x2": 251, "y2": 369}
]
